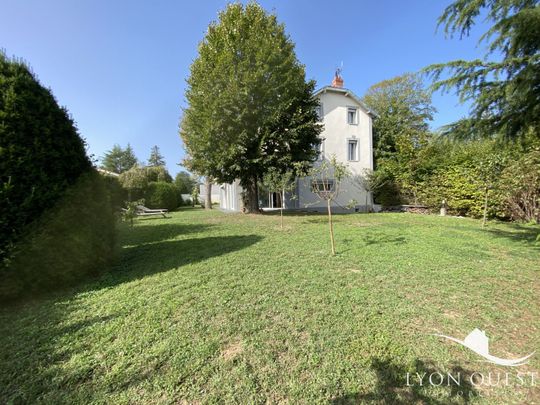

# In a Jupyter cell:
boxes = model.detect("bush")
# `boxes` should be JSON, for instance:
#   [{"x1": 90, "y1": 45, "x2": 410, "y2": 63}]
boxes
[
  {"x1": 0, "y1": 171, "x2": 117, "y2": 300},
  {"x1": 497, "y1": 148, "x2": 540, "y2": 223},
  {"x1": 101, "y1": 174, "x2": 127, "y2": 210},
  {"x1": 0, "y1": 52, "x2": 91, "y2": 267},
  {"x1": 145, "y1": 182, "x2": 181, "y2": 211}
]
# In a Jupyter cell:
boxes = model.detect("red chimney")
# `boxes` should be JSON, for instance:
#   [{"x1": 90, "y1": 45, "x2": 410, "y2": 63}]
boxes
[{"x1": 331, "y1": 68, "x2": 344, "y2": 88}]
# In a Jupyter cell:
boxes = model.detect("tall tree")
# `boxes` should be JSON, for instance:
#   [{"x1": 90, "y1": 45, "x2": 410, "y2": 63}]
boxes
[
  {"x1": 174, "y1": 171, "x2": 196, "y2": 194},
  {"x1": 181, "y1": 3, "x2": 321, "y2": 213},
  {"x1": 362, "y1": 73, "x2": 436, "y2": 203},
  {"x1": 426, "y1": 0, "x2": 540, "y2": 140},
  {"x1": 147, "y1": 145, "x2": 165, "y2": 167},
  {"x1": 101, "y1": 144, "x2": 138, "y2": 174}
]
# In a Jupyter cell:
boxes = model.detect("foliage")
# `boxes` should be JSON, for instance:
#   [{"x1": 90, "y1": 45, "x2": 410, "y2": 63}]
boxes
[
  {"x1": 362, "y1": 73, "x2": 435, "y2": 162},
  {"x1": 425, "y1": 0, "x2": 540, "y2": 140},
  {"x1": 414, "y1": 138, "x2": 515, "y2": 218},
  {"x1": 362, "y1": 73, "x2": 436, "y2": 204},
  {"x1": 147, "y1": 145, "x2": 165, "y2": 167},
  {"x1": 145, "y1": 165, "x2": 173, "y2": 183},
  {"x1": 0, "y1": 52, "x2": 91, "y2": 269},
  {"x1": 101, "y1": 144, "x2": 138, "y2": 174},
  {"x1": 309, "y1": 155, "x2": 351, "y2": 255},
  {"x1": 0, "y1": 171, "x2": 116, "y2": 300},
  {"x1": 181, "y1": 2, "x2": 322, "y2": 213},
  {"x1": 122, "y1": 199, "x2": 145, "y2": 226},
  {"x1": 101, "y1": 174, "x2": 127, "y2": 210},
  {"x1": 497, "y1": 146, "x2": 540, "y2": 223},
  {"x1": 144, "y1": 182, "x2": 181, "y2": 211},
  {"x1": 174, "y1": 171, "x2": 197, "y2": 194},
  {"x1": 118, "y1": 165, "x2": 148, "y2": 200}
]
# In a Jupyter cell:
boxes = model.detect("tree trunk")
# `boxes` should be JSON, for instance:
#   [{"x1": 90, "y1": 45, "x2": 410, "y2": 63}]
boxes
[
  {"x1": 365, "y1": 191, "x2": 369, "y2": 213},
  {"x1": 280, "y1": 190, "x2": 284, "y2": 229},
  {"x1": 205, "y1": 177, "x2": 212, "y2": 210},
  {"x1": 482, "y1": 186, "x2": 489, "y2": 227},
  {"x1": 327, "y1": 199, "x2": 336, "y2": 256},
  {"x1": 243, "y1": 176, "x2": 260, "y2": 214}
]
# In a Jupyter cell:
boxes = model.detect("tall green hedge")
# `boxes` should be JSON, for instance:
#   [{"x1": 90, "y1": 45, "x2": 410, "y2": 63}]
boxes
[
  {"x1": 0, "y1": 172, "x2": 117, "y2": 300},
  {"x1": 0, "y1": 52, "x2": 91, "y2": 267},
  {"x1": 0, "y1": 53, "x2": 117, "y2": 300}
]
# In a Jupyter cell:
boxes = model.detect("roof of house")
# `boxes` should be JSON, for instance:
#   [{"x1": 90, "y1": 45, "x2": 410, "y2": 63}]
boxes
[{"x1": 314, "y1": 86, "x2": 378, "y2": 118}]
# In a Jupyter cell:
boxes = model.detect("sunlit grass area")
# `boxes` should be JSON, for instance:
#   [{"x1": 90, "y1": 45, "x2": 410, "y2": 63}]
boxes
[{"x1": 1, "y1": 208, "x2": 538, "y2": 404}]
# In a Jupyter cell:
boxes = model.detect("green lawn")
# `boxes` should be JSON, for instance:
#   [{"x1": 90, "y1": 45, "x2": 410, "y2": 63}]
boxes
[{"x1": 1, "y1": 208, "x2": 539, "y2": 404}]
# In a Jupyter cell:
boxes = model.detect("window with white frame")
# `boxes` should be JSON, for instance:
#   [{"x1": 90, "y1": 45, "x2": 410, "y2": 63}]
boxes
[
  {"x1": 347, "y1": 107, "x2": 358, "y2": 125},
  {"x1": 311, "y1": 179, "x2": 334, "y2": 194},
  {"x1": 347, "y1": 139, "x2": 358, "y2": 161}
]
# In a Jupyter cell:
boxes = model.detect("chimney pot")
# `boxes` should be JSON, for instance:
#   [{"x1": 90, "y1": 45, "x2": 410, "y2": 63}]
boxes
[{"x1": 331, "y1": 69, "x2": 344, "y2": 88}]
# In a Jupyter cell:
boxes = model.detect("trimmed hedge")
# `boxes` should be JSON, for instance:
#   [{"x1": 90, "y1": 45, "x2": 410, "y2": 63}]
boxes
[
  {"x1": 0, "y1": 171, "x2": 117, "y2": 300},
  {"x1": 0, "y1": 53, "x2": 118, "y2": 300},
  {"x1": 144, "y1": 181, "x2": 181, "y2": 211},
  {"x1": 0, "y1": 52, "x2": 91, "y2": 267}
]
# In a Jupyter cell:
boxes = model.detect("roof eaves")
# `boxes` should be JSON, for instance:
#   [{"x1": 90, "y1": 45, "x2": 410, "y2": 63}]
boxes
[{"x1": 314, "y1": 86, "x2": 378, "y2": 118}]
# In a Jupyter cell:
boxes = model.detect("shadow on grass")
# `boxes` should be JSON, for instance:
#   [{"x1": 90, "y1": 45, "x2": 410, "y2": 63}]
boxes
[
  {"x1": 0, "y1": 231, "x2": 263, "y2": 403},
  {"x1": 120, "y1": 222, "x2": 215, "y2": 246},
  {"x1": 485, "y1": 223, "x2": 539, "y2": 246},
  {"x1": 91, "y1": 234, "x2": 263, "y2": 292},
  {"x1": 332, "y1": 358, "x2": 478, "y2": 404}
]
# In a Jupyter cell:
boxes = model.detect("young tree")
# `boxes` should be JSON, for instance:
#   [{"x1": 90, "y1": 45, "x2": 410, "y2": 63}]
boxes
[
  {"x1": 181, "y1": 3, "x2": 321, "y2": 214},
  {"x1": 148, "y1": 145, "x2": 165, "y2": 167},
  {"x1": 352, "y1": 169, "x2": 387, "y2": 212},
  {"x1": 190, "y1": 185, "x2": 199, "y2": 207},
  {"x1": 118, "y1": 165, "x2": 148, "y2": 201},
  {"x1": 262, "y1": 169, "x2": 296, "y2": 229},
  {"x1": 478, "y1": 152, "x2": 507, "y2": 227},
  {"x1": 101, "y1": 144, "x2": 138, "y2": 174},
  {"x1": 426, "y1": 0, "x2": 540, "y2": 140},
  {"x1": 309, "y1": 155, "x2": 351, "y2": 256}
]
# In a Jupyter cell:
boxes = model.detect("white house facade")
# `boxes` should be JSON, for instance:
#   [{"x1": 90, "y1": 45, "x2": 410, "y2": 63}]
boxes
[{"x1": 220, "y1": 73, "x2": 375, "y2": 212}]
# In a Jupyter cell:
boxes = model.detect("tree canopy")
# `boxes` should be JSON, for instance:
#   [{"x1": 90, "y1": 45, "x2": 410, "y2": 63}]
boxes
[
  {"x1": 426, "y1": 0, "x2": 540, "y2": 140},
  {"x1": 362, "y1": 73, "x2": 436, "y2": 203},
  {"x1": 148, "y1": 145, "x2": 165, "y2": 167},
  {"x1": 101, "y1": 144, "x2": 138, "y2": 174},
  {"x1": 174, "y1": 171, "x2": 197, "y2": 194},
  {"x1": 180, "y1": 2, "x2": 321, "y2": 213}
]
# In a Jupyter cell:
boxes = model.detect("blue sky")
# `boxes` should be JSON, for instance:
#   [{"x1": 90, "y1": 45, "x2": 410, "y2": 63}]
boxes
[{"x1": 1, "y1": 0, "x2": 490, "y2": 176}]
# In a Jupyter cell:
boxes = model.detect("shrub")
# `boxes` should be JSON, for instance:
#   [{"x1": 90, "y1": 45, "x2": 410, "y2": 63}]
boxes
[
  {"x1": 145, "y1": 182, "x2": 181, "y2": 211},
  {"x1": 0, "y1": 52, "x2": 91, "y2": 268},
  {"x1": 118, "y1": 165, "x2": 148, "y2": 201},
  {"x1": 101, "y1": 174, "x2": 127, "y2": 210},
  {"x1": 497, "y1": 148, "x2": 540, "y2": 223},
  {"x1": 0, "y1": 171, "x2": 117, "y2": 300}
]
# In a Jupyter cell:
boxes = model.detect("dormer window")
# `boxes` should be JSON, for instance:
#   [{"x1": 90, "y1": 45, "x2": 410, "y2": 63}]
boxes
[{"x1": 347, "y1": 107, "x2": 358, "y2": 125}]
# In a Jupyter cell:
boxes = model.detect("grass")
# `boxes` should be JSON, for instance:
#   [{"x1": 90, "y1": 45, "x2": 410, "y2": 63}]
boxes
[{"x1": 1, "y1": 208, "x2": 539, "y2": 404}]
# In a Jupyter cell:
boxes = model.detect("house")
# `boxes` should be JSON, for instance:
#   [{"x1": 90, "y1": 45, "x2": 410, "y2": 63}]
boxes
[
  {"x1": 199, "y1": 183, "x2": 221, "y2": 205},
  {"x1": 220, "y1": 71, "x2": 375, "y2": 212}
]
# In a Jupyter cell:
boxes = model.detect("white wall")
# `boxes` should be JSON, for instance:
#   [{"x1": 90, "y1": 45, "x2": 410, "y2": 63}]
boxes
[{"x1": 297, "y1": 89, "x2": 374, "y2": 210}]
